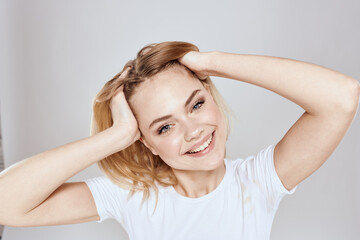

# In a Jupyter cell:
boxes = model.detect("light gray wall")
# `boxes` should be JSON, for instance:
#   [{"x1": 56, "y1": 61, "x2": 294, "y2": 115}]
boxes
[{"x1": 1, "y1": 0, "x2": 359, "y2": 239}]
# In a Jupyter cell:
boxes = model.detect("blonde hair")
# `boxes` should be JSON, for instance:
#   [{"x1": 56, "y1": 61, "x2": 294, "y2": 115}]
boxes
[{"x1": 92, "y1": 41, "x2": 233, "y2": 210}]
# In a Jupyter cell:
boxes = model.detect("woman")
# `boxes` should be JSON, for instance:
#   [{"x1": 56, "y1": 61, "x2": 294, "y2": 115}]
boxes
[{"x1": 0, "y1": 41, "x2": 358, "y2": 239}]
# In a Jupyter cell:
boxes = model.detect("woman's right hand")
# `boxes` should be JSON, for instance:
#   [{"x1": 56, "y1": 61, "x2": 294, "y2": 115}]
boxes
[
  {"x1": 109, "y1": 68, "x2": 141, "y2": 147},
  {"x1": 0, "y1": 68, "x2": 141, "y2": 228}
]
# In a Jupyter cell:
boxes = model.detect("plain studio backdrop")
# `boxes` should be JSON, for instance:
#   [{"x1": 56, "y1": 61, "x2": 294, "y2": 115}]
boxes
[{"x1": 0, "y1": 0, "x2": 359, "y2": 239}]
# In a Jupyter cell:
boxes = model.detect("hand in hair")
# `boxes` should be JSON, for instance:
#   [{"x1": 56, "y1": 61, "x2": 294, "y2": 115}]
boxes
[
  {"x1": 178, "y1": 51, "x2": 213, "y2": 80},
  {"x1": 109, "y1": 74, "x2": 141, "y2": 147}
]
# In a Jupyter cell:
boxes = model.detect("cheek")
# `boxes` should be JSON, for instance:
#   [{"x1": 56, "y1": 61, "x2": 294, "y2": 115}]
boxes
[
  {"x1": 156, "y1": 135, "x2": 182, "y2": 156},
  {"x1": 150, "y1": 101, "x2": 225, "y2": 158},
  {"x1": 206, "y1": 102, "x2": 227, "y2": 146},
  {"x1": 204, "y1": 101, "x2": 223, "y2": 125}
]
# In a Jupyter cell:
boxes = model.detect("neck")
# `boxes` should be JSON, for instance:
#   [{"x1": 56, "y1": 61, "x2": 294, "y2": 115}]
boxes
[{"x1": 172, "y1": 161, "x2": 226, "y2": 198}]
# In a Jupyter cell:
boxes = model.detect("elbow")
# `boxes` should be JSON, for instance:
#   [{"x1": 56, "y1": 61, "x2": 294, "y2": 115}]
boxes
[
  {"x1": 340, "y1": 78, "x2": 360, "y2": 114},
  {"x1": 356, "y1": 79, "x2": 360, "y2": 99},
  {"x1": 350, "y1": 79, "x2": 360, "y2": 111},
  {"x1": 0, "y1": 212, "x2": 36, "y2": 228},
  {"x1": 0, "y1": 216, "x2": 23, "y2": 228}
]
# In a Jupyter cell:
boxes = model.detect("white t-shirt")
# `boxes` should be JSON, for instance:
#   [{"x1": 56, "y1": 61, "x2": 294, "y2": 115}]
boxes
[{"x1": 84, "y1": 144, "x2": 297, "y2": 240}]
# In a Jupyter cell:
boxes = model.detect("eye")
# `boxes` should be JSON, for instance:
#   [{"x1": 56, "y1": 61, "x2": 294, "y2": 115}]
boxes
[
  {"x1": 157, "y1": 124, "x2": 172, "y2": 135},
  {"x1": 156, "y1": 99, "x2": 205, "y2": 136},
  {"x1": 192, "y1": 99, "x2": 205, "y2": 111}
]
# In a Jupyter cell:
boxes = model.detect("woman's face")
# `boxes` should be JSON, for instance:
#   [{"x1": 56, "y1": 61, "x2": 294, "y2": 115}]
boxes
[{"x1": 130, "y1": 66, "x2": 227, "y2": 172}]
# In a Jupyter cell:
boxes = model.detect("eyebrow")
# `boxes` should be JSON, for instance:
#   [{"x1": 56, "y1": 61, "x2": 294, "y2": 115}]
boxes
[{"x1": 148, "y1": 89, "x2": 202, "y2": 129}]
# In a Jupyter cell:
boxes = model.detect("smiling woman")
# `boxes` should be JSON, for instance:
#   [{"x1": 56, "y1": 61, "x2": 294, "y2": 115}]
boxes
[
  {"x1": 91, "y1": 41, "x2": 233, "y2": 205},
  {"x1": 0, "y1": 40, "x2": 358, "y2": 240}
]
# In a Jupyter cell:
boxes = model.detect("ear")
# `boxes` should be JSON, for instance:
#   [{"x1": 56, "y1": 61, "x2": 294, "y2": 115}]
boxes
[{"x1": 139, "y1": 137, "x2": 159, "y2": 156}]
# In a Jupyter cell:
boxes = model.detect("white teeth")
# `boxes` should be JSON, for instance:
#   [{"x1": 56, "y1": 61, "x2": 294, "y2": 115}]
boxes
[{"x1": 188, "y1": 134, "x2": 213, "y2": 153}]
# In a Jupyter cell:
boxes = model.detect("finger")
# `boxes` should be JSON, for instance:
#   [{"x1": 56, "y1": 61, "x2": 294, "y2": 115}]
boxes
[
  {"x1": 119, "y1": 66, "x2": 131, "y2": 79},
  {"x1": 198, "y1": 74, "x2": 207, "y2": 81},
  {"x1": 117, "y1": 84, "x2": 124, "y2": 92},
  {"x1": 112, "y1": 67, "x2": 131, "y2": 96},
  {"x1": 111, "y1": 87, "x2": 122, "y2": 100},
  {"x1": 178, "y1": 55, "x2": 185, "y2": 65},
  {"x1": 178, "y1": 52, "x2": 191, "y2": 66}
]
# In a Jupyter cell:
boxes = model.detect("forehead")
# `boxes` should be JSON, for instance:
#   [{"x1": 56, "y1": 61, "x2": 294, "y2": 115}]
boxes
[{"x1": 130, "y1": 67, "x2": 205, "y2": 126}]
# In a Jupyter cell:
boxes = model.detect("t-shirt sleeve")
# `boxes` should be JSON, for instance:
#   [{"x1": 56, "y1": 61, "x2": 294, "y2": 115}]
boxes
[
  {"x1": 243, "y1": 144, "x2": 297, "y2": 207},
  {"x1": 84, "y1": 176, "x2": 127, "y2": 223}
]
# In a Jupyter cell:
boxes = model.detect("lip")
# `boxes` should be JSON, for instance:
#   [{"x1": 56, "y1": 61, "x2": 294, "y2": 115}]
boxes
[
  {"x1": 184, "y1": 131, "x2": 215, "y2": 157},
  {"x1": 185, "y1": 131, "x2": 213, "y2": 153}
]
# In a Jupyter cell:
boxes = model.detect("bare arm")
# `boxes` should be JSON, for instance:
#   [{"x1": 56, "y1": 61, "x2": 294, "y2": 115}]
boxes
[
  {"x1": 0, "y1": 73, "x2": 140, "y2": 226},
  {"x1": 207, "y1": 52, "x2": 359, "y2": 115},
  {"x1": 0, "y1": 127, "x2": 128, "y2": 226},
  {"x1": 182, "y1": 51, "x2": 360, "y2": 190}
]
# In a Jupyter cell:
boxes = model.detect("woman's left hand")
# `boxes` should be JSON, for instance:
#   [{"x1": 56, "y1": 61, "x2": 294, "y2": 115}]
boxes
[{"x1": 178, "y1": 51, "x2": 213, "y2": 80}]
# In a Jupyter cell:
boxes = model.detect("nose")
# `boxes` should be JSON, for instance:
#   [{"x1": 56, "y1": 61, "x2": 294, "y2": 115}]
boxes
[{"x1": 185, "y1": 123, "x2": 204, "y2": 142}]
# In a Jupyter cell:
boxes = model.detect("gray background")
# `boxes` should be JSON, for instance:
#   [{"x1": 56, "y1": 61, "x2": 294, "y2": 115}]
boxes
[{"x1": 1, "y1": 0, "x2": 359, "y2": 239}]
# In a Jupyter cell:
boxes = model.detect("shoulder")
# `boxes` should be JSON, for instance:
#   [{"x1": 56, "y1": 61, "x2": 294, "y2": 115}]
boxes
[
  {"x1": 84, "y1": 176, "x2": 133, "y2": 198},
  {"x1": 229, "y1": 144, "x2": 275, "y2": 166},
  {"x1": 225, "y1": 144, "x2": 277, "y2": 182}
]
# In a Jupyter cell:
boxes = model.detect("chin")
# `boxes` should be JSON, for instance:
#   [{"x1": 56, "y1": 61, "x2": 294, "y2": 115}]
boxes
[
  {"x1": 197, "y1": 149, "x2": 225, "y2": 172},
  {"x1": 202, "y1": 138, "x2": 227, "y2": 171},
  {"x1": 211, "y1": 151, "x2": 226, "y2": 168}
]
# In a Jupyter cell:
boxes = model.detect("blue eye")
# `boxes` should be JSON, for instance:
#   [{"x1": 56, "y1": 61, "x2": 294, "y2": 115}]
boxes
[
  {"x1": 193, "y1": 100, "x2": 205, "y2": 110},
  {"x1": 157, "y1": 99, "x2": 205, "y2": 135},
  {"x1": 158, "y1": 124, "x2": 172, "y2": 135}
]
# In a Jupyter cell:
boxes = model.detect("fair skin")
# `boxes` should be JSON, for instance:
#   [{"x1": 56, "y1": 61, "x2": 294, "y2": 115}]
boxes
[
  {"x1": 131, "y1": 66, "x2": 227, "y2": 197},
  {"x1": 180, "y1": 51, "x2": 360, "y2": 191},
  {"x1": 0, "y1": 51, "x2": 358, "y2": 227}
]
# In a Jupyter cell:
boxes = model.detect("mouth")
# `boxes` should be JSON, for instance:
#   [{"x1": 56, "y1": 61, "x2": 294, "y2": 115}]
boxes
[{"x1": 185, "y1": 131, "x2": 216, "y2": 157}]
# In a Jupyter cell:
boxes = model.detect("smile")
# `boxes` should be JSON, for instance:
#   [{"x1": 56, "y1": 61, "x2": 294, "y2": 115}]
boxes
[
  {"x1": 185, "y1": 131, "x2": 216, "y2": 157},
  {"x1": 188, "y1": 134, "x2": 213, "y2": 153}
]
